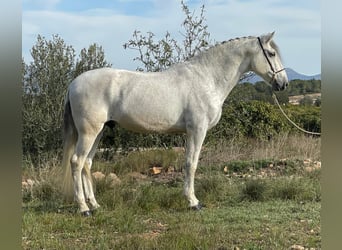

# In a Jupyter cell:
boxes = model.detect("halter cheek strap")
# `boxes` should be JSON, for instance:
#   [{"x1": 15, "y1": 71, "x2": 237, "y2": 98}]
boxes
[{"x1": 257, "y1": 37, "x2": 285, "y2": 85}]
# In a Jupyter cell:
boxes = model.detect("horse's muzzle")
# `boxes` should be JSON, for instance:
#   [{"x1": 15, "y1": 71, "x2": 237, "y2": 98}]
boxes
[{"x1": 273, "y1": 81, "x2": 288, "y2": 91}]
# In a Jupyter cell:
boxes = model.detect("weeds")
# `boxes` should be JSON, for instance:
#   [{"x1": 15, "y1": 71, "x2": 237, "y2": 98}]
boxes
[
  {"x1": 22, "y1": 134, "x2": 321, "y2": 249},
  {"x1": 241, "y1": 179, "x2": 267, "y2": 201}
]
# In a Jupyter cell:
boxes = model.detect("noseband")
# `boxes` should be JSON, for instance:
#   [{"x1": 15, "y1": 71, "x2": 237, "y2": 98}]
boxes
[{"x1": 257, "y1": 37, "x2": 285, "y2": 85}]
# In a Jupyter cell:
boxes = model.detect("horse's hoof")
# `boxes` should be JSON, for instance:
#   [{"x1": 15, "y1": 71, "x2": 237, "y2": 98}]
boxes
[
  {"x1": 191, "y1": 203, "x2": 204, "y2": 211},
  {"x1": 90, "y1": 208, "x2": 100, "y2": 215},
  {"x1": 81, "y1": 210, "x2": 92, "y2": 217}
]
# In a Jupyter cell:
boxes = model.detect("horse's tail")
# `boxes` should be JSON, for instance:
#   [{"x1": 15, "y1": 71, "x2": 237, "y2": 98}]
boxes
[{"x1": 61, "y1": 91, "x2": 77, "y2": 201}]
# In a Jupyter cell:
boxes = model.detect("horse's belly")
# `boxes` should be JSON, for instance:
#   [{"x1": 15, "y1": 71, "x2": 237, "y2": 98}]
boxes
[
  {"x1": 116, "y1": 112, "x2": 185, "y2": 134},
  {"x1": 109, "y1": 79, "x2": 187, "y2": 133}
]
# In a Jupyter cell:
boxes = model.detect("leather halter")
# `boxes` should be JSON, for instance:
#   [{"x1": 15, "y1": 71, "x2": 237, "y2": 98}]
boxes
[{"x1": 257, "y1": 37, "x2": 285, "y2": 85}]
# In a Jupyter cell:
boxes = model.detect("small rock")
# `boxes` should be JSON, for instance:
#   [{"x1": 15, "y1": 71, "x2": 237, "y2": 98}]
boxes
[
  {"x1": 303, "y1": 159, "x2": 312, "y2": 165},
  {"x1": 172, "y1": 147, "x2": 185, "y2": 153},
  {"x1": 106, "y1": 173, "x2": 121, "y2": 186},
  {"x1": 26, "y1": 179, "x2": 35, "y2": 186},
  {"x1": 150, "y1": 166, "x2": 163, "y2": 175},
  {"x1": 305, "y1": 166, "x2": 314, "y2": 173},
  {"x1": 22, "y1": 181, "x2": 29, "y2": 189},
  {"x1": 290, "y1": 244, "x2": 305, "y2": 250},
  {"x1": 313, "y1": 161, "x2": 321, "y2": 170},
  {"x1": 92, "y1": 171, "x2": 105, "y2": 181}
]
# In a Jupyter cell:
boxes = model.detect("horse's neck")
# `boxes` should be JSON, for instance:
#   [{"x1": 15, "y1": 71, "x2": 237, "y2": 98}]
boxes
[{"x1": 190, "y1": 40, "x2": 253, "y2": 104}]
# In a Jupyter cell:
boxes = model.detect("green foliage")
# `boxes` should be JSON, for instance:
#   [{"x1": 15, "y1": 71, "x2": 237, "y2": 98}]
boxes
[
  {"x1": 123, "y1": 30, "x2": 183, "y2": 72},
  {"x1": 228, "y1": 82, "x2": 260, "y2": 103},
  {"x1": 284, "y1": 105, "x2": 321, "y2": 134},
  {"x1": 229, "y1": 80, "x2": 321, "y2": 105},
  {"x1": 241, "y1": 179, "x2": 267, "y2": 201},
  {"x1": 286, "y1": 79, "x2": 321, "y2": 96},
  {"x1": 74, "y1": 43, "x2": 111, "y2": 78},
  {"x1": 22, "y1": 35, "x2": 76, "y2": 162},
  {"x1": 22, "y1": 35, "x2": 111, "y2": 165},
  {"x1": 226, "y1": 159, "x2": 272, "y2": 172},
  {"x1": 300, "y1": 95, "x2": 314, "y2": 106},
  {"x1": 208, "y1": 101, "x2": 290, "y2": 142},
  {"x1": 271, "y1": 177, "x2": 321, "y2": 202}
]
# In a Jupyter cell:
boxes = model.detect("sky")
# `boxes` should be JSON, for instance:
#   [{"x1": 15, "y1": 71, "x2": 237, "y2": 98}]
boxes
[{"x1": 22, "y1": 0, "x2": 321, "y2": 75}]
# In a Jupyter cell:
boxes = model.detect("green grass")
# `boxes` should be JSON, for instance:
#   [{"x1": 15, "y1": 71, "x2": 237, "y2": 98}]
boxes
[
  {"x1": 23, "y1": 200, "x2": 320, "y2": 249},
  {"x1": 22, "y1": 135, "x2": 321, "y2": 249},
  {"x1": 22, "y1": 169, "x2": 321, "y2": 249}
]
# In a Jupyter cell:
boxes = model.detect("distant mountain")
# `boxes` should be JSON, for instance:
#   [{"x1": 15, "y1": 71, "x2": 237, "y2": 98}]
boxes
[{"x1": 241, "y1": 68, "x2": 321, "y2": 83}]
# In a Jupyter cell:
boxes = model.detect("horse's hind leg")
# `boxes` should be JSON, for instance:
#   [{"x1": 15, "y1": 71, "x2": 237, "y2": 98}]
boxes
[
  {"x1": 82, "y1": 129, "x2": 104, "y2": 210},
  {"x1": 71, "y1": 128, "x2": 101, "y2": 214}
]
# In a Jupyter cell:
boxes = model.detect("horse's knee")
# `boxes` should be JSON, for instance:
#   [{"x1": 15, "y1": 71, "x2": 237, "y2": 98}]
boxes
[
  {"x1": 71, "y1": 154, "x2": 78, "y2": 167},
  {"x1": 84, "y1": 158, "x2": 92, "y2": 169},
  {"x1": 71, "y1": 154, "x2": 86, "y2": 170},
  {"x1": 70, "y1": 154, "x2": 84, "y2": 177}
]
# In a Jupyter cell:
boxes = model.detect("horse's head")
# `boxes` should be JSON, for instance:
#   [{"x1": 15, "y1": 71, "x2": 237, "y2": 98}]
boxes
[{"x1": 250, "y1": 32, "x2": 288, "y2": 91}]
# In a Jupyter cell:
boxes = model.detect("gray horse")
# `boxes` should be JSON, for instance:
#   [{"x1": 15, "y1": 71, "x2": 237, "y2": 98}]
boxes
[{"x1": 61, "y1": 32, "x2": 288, "y2": 215}]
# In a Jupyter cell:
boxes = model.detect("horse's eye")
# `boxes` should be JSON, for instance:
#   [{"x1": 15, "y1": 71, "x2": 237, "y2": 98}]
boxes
[{"x1": 267, "y1": 51, "x2": 276, "y2": 57}]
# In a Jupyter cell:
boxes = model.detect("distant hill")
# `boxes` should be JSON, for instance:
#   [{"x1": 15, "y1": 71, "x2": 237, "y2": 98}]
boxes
[{"x1": 241, "y1": 68, "x2": 321, "y2": 83}]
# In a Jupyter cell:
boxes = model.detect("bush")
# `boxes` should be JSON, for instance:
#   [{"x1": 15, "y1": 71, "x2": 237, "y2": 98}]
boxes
[
  {"x1": 207, "y1": 101, "x2": 290, "y2": 142},
  {"x1": 240, "y1": 179, "x2": 266, "y2": 201},
  {"x1": 271, "y1": 177, "x2": 321, "y2": 202},
  {"x1": 284, "y1": 105, "x2": 321, "y2": 134}
]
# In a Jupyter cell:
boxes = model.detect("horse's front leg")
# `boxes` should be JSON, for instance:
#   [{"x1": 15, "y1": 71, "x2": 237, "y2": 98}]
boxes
[{"x1": 184, "y1": 125, "x2": 207, "y2": 210}]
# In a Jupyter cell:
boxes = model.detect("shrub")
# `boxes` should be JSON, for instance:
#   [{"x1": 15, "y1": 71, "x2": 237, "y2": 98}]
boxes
[
  {"x1": 284, "y1": 105, "x2": 321, "y2": 134},
  {"x1": 271, "y1": 177, "x2": 321, "y2": 202},
  {"x1": 195, "y1": 175, "x2": 228, "y2": 205},
  {"x1": 207, "y1": 101, "x2": 290, "y2": 143},
  {"x1": 240, "y1": 179, "x2": 266, "y2": 201}
]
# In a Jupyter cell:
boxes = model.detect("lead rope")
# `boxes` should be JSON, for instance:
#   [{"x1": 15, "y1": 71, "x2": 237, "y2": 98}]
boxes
[{"x1": 272, "y1": 92, "x2": 321, "y2": 136}]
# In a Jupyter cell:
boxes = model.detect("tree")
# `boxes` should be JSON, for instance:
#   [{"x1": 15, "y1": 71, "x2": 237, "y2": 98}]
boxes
[
  {"x1": 22, "y1": 35, "x2": 76, "y2": 163},
  {"x1": 300, "y1": 95, "x2": 314, "y2": 106},
  {"x1": 123, "y1": 1, "x2": 211, "y2": 72},
  {"x1": 22, "y1": 35, "x2": 112, "y2": 165},
  {"x1": 74, "y1": 43, "x2": 112, "y2": 78},
  {"x1": 227, "y1": 82, "x2": 258, "y2": 103},
  {"x1": 286, "y1": 79, "x2": 321, "y2": 96}
]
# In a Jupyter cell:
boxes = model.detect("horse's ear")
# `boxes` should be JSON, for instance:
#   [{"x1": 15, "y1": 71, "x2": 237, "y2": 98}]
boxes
[
  {"x1": 269, "y1": 31, "x2": 275, "y2": 38},
  {"x1": 260, "y1": 31, "x2": 275, "y2": 43}
]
